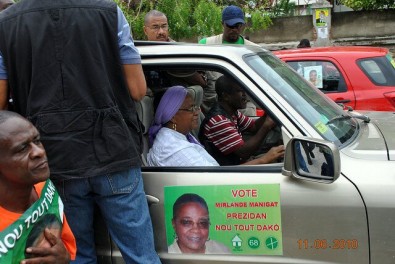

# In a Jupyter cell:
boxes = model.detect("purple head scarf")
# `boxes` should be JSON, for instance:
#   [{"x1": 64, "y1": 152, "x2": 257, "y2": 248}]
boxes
[{"x1": 149, "y1": 86, "x2": 188, "y2": 145}]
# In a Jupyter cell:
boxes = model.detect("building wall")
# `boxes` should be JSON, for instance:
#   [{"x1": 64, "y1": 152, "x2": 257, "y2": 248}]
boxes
[
  {"x1": 332, "y1": 10, "x2": 395, "y2": 39},
  {"x1": 249, "y1": 10, "x2": 395, "y2": 52},
  {"x1": 249, "y1": 15, "x2": 313, "y2": 44}
]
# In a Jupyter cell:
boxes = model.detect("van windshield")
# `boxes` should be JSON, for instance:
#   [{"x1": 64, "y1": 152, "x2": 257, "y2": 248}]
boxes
[{"x1": 245, "y1": 52, "x2": 358, "y2": 146}]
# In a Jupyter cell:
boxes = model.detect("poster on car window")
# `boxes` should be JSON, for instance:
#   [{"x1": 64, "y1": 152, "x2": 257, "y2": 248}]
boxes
[
  {"x1": 304, "y1": 66, "x2": 323, "y2": 89},
  {"x1": 164, "y1": 184, "x2": 283, "y2": 255}
]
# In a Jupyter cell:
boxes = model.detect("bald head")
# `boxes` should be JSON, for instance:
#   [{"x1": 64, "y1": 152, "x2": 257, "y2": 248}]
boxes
[
  {"x1": 0, "y1": 110, "x2": 23, "y2": 125},
  {"x1": 144, "y1": 10, "x2": 167, "y2": 25},
  {"x1": 0, "y1": 110, "x2": 26, "y2": 143}
]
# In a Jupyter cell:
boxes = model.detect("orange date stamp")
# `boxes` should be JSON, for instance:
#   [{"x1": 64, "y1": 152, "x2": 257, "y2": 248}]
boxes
[{"x1": 297, "y1": 239, "x2": 358, "y2": 249}]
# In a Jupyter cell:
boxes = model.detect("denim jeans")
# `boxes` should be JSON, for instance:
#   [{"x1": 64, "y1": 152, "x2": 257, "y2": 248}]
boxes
[{"x1": 54, "y1": 168, "x2": 161, "y2": 264}]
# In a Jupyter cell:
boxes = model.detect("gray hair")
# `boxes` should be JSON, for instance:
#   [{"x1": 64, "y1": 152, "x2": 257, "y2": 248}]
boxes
[{"x1": 144, "y1": 10, "x2": 167, "y2": 25}]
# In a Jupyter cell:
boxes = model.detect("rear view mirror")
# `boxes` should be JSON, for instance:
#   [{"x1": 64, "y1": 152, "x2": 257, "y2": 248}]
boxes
[{"x1": 282, "y1": 136, "x2": 340, "y2": 183}]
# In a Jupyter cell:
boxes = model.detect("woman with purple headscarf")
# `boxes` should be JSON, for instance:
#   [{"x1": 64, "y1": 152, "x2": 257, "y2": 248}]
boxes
[{"x1": 147, "y1": 86, "x2": 219, "y2": 166}]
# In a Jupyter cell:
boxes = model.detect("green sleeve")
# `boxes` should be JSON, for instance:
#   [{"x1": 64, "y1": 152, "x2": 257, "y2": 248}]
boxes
[{"x1": 198, "y1": 38, "x2": 207, "y2": 44}]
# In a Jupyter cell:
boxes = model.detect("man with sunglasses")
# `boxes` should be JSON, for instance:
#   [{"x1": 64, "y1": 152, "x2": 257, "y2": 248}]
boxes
[{"x1": 198, "y1": 5, "x2": 257, "y2": 45}]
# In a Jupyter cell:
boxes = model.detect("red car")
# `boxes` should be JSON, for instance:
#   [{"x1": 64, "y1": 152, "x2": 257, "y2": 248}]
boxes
[{"x1": 274, "y1": 46, "x2": 395, "y2": 111}]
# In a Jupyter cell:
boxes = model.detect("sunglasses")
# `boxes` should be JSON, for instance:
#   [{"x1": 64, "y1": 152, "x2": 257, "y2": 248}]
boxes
[{"x1": 225, "y1": 23, "x2": 243, "y2": 30}]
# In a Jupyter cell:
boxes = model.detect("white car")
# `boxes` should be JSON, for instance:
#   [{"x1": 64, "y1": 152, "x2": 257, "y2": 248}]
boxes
[{"x1": 95, "y1": 42, "x2": 395, "y2": 264}]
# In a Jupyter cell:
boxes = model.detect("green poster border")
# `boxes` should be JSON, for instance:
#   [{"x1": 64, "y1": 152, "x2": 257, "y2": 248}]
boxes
[{"x1": 164, "y1": 184, "x2": 283, "y2": 255}]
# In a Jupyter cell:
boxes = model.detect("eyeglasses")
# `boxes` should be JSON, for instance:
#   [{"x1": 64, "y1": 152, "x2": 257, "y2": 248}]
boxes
[
  {"x1": 225, "y1": 23, "x2": 243, "y2": 30},
  {"x1": 179, "y1": 105, "x2": 200, "y2": 113},
  {"x1": 148, "y1": 24, "x2": 169, "y2": 32},
  {"x1": 179, "y1": 218, "x2": 210, "y2": 229}
]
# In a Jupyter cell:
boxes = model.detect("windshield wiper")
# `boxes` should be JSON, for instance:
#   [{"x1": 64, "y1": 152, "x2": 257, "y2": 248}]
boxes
[
  {"x1": 326, "y1": 112, "x2": 370, "y2": 125},
  {"x1": 326, "y1": 114, "x2": 351, "y2": 125}
]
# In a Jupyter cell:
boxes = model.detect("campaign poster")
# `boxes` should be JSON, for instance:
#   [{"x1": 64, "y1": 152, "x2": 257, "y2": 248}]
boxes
[
  {"x1": 164, "y1": 184, "x2": 282, "y2": 255},
  {"x1": 304, "y1": 66, "x2": 323, "y2": 89},
  {"x1": 315, "y1": 9, "x2": 329, "y2": 27},
  {"x1": 0, "y1": 180, "x2": 63, "y2": 263}
]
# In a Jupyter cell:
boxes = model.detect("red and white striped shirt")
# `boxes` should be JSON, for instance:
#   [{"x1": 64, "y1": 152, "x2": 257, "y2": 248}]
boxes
[{"x1": 203, "y1": 110, "x2": 254, "y2": 155}]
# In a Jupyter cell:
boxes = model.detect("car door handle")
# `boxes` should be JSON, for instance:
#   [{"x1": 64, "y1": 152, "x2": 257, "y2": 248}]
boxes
[
  {"x1": 335, "y1": 99, "x2": 351, "y2": 104},
  {"x1": 146, "y1": 194, "x2": 160, "y2": 205}
]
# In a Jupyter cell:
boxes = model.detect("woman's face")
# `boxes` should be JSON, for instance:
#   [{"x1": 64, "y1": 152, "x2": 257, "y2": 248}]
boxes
[
  {"x1": 172, "y1": 202, "x2": 210, "y2": 253},
  {"x1": 172, "y1": 95, "x2": 200, "y2": 135}
]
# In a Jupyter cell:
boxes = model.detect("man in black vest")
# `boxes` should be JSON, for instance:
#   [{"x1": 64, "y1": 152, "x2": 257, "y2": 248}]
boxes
[{"x1": 0, "y1": 1, "x2": 160, "y2": 263}]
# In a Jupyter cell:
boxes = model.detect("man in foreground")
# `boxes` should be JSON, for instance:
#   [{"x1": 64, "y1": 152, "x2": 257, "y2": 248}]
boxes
[
  {"x1": 0, "y1": 1, "x2": 160, "y2": 263},
  {"x1": 0, "y1": 110, "x2": 76, "y2": 263}
]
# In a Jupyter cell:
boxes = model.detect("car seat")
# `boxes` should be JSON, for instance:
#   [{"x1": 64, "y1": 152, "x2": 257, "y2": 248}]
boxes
[
  {"x1": 135, "y1": 90, "x2": 155, "y2": 166},
  {"x1": 187, "y1": 85, "x2": 205, "y2": 139}
]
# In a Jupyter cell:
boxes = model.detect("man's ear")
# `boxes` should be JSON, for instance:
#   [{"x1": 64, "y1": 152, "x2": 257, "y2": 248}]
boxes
[{"x1": 143, "y1": 26, "x2": 148, "y2": 38}]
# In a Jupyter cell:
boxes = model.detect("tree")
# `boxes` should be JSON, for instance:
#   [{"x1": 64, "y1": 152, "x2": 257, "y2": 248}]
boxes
[
  {"x1": 114, "y1": 0, "x2": 273, "y2": 41},
  {"x1": 340, "y1": 0, "x2": 395, "y2": 10}
]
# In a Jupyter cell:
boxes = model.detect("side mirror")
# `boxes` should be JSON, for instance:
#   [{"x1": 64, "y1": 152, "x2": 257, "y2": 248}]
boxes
[{"x1": 282, "y1": 136, "x2": 341, "y2": 183}]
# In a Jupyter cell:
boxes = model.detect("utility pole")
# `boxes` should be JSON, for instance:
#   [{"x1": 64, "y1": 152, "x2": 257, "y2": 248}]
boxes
[{"x1": 311, "y1": 0, "x2": 333, "y2": 46}]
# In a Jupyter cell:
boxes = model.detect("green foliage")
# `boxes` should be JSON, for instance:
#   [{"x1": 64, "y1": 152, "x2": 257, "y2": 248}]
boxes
[
  {"x1": 114, "y1": 0, "x2": 146, "y2": 39},
  {"x1": 341, "y1": 0, "x2": 395, "y2": 10},
  {"x1": 157, "y1": 0, "x2": 194, "y2": 39},
  {"x1": 247, "y1": 8, "x2": 273, "y2": 33},
  {"x1": 268, "y1": 0, "x2": 296, "y2": 17},
  {"x1": 193, "y1": 1, "x2": 223, "y2": 38},
  {"x1": 114, "y1": 0, "x2": 273, "y2": 41}
]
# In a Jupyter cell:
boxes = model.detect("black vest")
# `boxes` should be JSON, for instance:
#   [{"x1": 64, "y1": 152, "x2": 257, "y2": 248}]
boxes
[
  {"x1": 0, "y1": 0, "x2": 142, "y2": 179},
  {"x1": 199, "y1": 104, "x2": 242, "y2": 165}
]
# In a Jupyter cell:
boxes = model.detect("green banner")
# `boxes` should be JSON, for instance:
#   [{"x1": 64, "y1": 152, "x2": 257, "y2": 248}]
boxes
[
  {"x1": 164, "y1": 184, "x2": 283, "y2": 255},
  {"x1": 0, "y1": 180, "x2": 63, "y2": 264}
]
